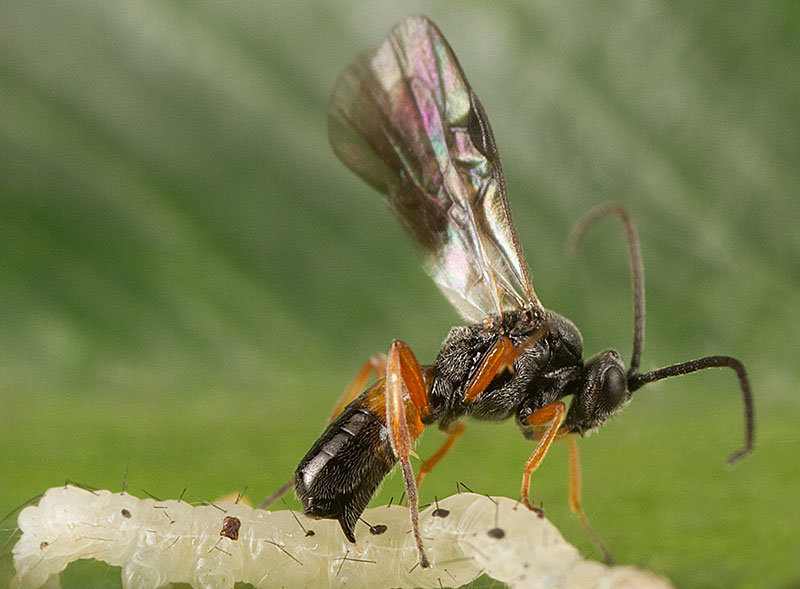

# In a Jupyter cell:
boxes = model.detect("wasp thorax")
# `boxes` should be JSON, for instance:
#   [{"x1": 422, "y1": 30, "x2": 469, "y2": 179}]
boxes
[{"x1": 564, "y1": 349, "x2": 631, "y2": 435}]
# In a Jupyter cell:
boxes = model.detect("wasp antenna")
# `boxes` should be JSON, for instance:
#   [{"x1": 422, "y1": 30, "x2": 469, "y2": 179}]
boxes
[
  {"x1": 568, "y1": 202, "x2": 645, "y2": 375},
  {"x1": 629, "y1": 355, "x2": 754, "y2": 465}
]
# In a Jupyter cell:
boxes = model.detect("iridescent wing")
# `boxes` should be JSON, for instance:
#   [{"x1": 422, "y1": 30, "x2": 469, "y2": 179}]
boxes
[{"x1": 328, "y1": 15, "x2": 543, "y2": 323}]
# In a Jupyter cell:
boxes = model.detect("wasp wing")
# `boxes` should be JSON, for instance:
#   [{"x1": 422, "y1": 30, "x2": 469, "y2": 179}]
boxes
[{"x1": 328, "y1": 16, "x2": 542, "y2": 323}]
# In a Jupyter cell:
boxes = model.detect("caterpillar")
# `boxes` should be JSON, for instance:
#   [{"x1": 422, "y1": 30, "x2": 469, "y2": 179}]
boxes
[{"x1": 12, "y1": 485, "x2": 671, "y2": 588}]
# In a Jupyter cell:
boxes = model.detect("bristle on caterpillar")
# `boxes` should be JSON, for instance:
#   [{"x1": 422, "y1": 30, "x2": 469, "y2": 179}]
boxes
[{"x1": 12, "y1": 486, "x2": 671, "y2": 588}]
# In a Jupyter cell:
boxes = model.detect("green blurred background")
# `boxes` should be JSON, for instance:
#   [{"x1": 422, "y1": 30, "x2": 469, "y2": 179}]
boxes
[{"x1": 1, "y1": 1, "x2": 798, "y2": 587}]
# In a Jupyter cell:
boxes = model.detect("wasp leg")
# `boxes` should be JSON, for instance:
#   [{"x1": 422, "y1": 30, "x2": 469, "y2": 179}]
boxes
[
  {"x1": 520, "y1": 401, "x2": 566, "y2": 512},
  {"x1": 415, "y1": 421, "x2": 466, "y2": 488},
  {"x1": 328, "y1": 354, "x2": 387, "y2": 421},
  {"x1": 462, "y1": 336, "x2": 515, "y2": 403},
  {"x1": 386, "y1": 340, "x2": 431, "y2": 568},
  {"x1": 462, "y1": 327, "x2": 545, "y2": 404},
  {"x1": 568, "y1": 436, "x2": 614, "y2": 563},
  {"x1": 258, "y1": 354, "x2": 387, "y2": 510}
]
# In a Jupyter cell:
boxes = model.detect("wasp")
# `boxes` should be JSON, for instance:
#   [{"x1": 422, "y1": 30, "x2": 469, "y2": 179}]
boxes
[{"x1": 287, "y1": 16, "x2": 754, "y2": 568}]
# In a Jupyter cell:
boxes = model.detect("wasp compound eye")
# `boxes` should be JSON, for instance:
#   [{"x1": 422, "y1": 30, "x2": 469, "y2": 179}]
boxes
[{"x1": 599, "y1": 365, "x2": 627, "y2": 411}]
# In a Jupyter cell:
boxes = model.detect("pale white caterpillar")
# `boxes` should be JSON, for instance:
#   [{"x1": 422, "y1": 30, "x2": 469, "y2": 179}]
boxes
[{"x1": 13, "y1": 486, "x2": 671, "y2": 588}]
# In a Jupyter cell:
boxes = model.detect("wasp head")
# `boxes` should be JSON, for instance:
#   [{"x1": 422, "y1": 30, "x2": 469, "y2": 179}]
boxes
[{"x1": 563, "y1": 349, "x2": 631, "y2": 435}]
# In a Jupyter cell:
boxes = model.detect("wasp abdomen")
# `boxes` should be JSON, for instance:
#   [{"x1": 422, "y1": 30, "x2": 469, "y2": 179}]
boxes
[{"x1": 295, "y1": 402, "x2": 395, "y2": 542}]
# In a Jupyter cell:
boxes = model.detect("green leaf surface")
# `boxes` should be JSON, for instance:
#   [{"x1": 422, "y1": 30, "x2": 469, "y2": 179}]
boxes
[{"x1": 2, "y1": 2, "x2": 798, "y2": 587}]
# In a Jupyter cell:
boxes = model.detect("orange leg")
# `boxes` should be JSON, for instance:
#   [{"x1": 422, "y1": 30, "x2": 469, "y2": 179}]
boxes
[
  {"x1": 462, "y1": 327, "x2": 547, "y2": 404},
  {"x1": 415, "y1": 421, "x2": 466, "y2": 488},
  {"x1": 463, "y1": 336, "x2": 514, "y2": 403},
  {"x1": 386, "y1": 340, "x2": 431, "y2": 568},
  {"x1": 567, "y1": 435, "x2": 582, "y2": 515},
  {"x1": 568, "y1": 436, "x2": 614, "y2": 563},
  {"x1": 259, "y1": 354, "x2": 387, "y2": 510},
  {"x1": 520, "y1": 401, "x2": 566, "y2": 510},
  {"x1": 328, "y1": 354, "x2": 387, "y2": 422}
]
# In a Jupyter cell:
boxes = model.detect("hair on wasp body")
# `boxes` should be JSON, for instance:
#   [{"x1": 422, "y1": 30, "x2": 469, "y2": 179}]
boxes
[{"x1": 274, "y1": 15, "x2": 756, "y2": 568}]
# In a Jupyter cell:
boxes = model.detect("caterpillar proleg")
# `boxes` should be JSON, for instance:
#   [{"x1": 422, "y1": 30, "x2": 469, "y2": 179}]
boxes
[{"x1": 12, "y1": 486, "x2": 671, "y2": 588}]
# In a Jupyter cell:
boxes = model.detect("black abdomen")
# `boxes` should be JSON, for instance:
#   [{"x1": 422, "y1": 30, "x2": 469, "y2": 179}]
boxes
[{"x1": 295, "y1": 402, "x2": 395, "y2": 542}]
